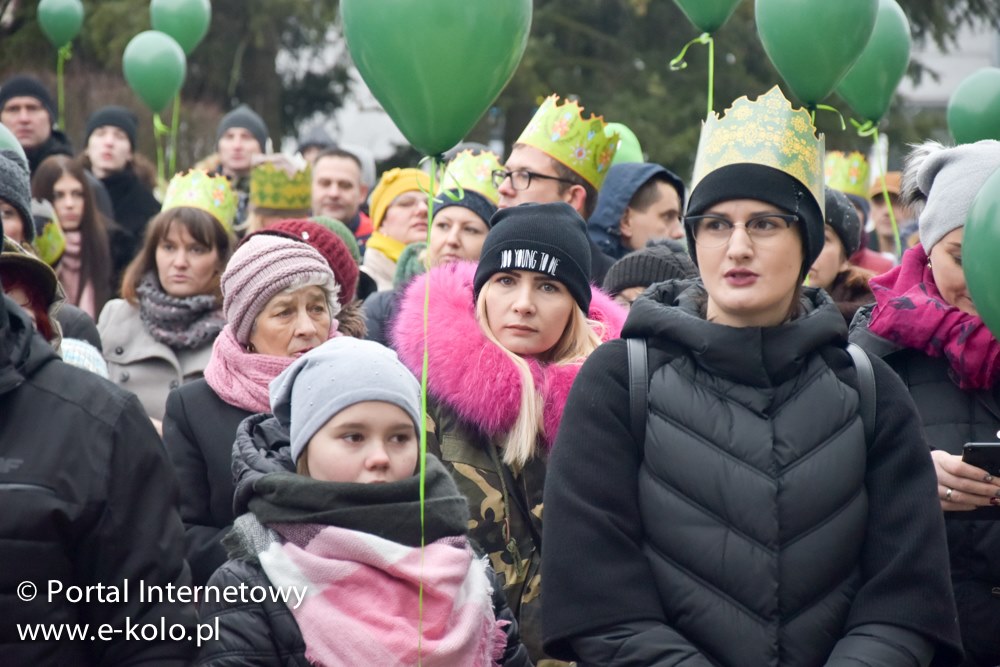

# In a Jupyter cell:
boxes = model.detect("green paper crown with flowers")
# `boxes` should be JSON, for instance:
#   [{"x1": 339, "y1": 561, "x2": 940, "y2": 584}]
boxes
[
  {"x1": 162, "y1": 170, "x2": 237, "y2": 234},
  {"x1": 825, "y1": 150, "x2": 870, "y2": 200},
  {"x1": 692, "y1": 86, "x2": 826, "y2": 216},
  {"x1": 515, "y1": 94, "x2": 618, "y2": 189},
  {"x1": 439, "y1": 149, "x2": 503, "y2": 204},
  {"x1": 250, "y1": 159, "x2": 312, "y2": 212}
]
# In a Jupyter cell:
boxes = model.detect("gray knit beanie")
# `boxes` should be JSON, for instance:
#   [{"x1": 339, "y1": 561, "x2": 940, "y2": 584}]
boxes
[
  {"x1": 216, "y1": 104, "x2": 269, "y2": 151},
  {"x1": 602, "y1": 239, "x2": 697, "y2": 296},
  {"x1": 269, "y1": 337, "x2": 422, "y2": 463},
  {"x1": 0, "y1": 149, "x2": 34, "y2": 243}
]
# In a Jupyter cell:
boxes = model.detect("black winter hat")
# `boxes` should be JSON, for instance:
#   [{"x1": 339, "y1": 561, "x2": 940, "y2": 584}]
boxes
[
  {"x1": 0, "y1": 75, "x2": 56, "y2": 123},
  {"x1": 432, "y1": 189, "x2": 497, "y2": 227},
  {"x1": 824, "y1": 187, "x2": 862, "y2": 257},
  {"x1": 84, "y1": 106, "x2": 138, "y2": 148},
  {"x1": 216, "y1": 104, "x2": 269, "y2": 151},
  {"x1": 0, "y1": 149, "x2": 34, "y2": 243},
  {"x1": 474, "y1": 202, "x2": 592, "y2": 313},
  {"x1": 603, "y1": 239, "x2": 698, "y2": 296}
]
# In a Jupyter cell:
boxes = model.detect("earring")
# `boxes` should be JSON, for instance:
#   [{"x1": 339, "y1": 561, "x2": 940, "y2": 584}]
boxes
[{"x1": 246, "y1": 342, "x2": 256, "y2": 353}]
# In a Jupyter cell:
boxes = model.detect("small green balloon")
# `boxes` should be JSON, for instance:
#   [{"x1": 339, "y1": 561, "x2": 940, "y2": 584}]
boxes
[
  {"x1": 673, "y1": 0, "x2": 742, "y2": 34},
  {"x1": 836, "y1": 0, "x2": 911, "y2": 123},
  {"x1": 606, "y1": 123, "x2": 643, "y2": 165},
  {"x1": 37, "y1": 0, "x2": 84, "y2": 49},
  {"x1": 0, "y1": 124, "x2": 29, "y2": 165},
  {"x1": 756, "y1": 0, "x2": 878, "y2": 106},
  {"x1": 963, "y1": 165, "x2": 1000, "y2": 340},
  {"x1": 150, "y1": 0, "x2": 211, "y2": 56},
  {"x1": 948, "y1": 68, "x2": 1000, "y2": 144},
  {"x1": 122, "y1": 31, "x2": 187, "y2": 113}
]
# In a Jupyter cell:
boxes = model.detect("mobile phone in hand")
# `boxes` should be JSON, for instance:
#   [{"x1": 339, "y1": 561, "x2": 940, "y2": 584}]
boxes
[{"x1": 962, "y1": 443, "x2": 1000, "y2": 477}]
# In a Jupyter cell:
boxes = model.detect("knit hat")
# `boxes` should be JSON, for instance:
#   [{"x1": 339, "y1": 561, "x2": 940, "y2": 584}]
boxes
[
  {"x1": 84, "y1": 106, "x2": 138, "y2": 148},
  {"x1": 474, "y1": 202, "x2": 592, "y2": 312},
  {"x1": 602, "y1": 239, "x2": 697, "y2": 296},
  {"x1": 393, "y1": 241, "x2": 427, "y2": 288},
  {"x1": 216, "y1": 104, "x2": 269, "y2": 151},
  {"x1": 910, "y1": 140, "x2": 1000, "y2": 253},
  {"x1": 269, "y1": 336, "x2": 422, "y2": 463},
  {"x1": 431, "y1": 190, "x2": 496, "y2": 226},
  {"x1": 310, "y1": 216, "x2": 361, "y2": 264},
  {"x1": 221, "y1": 233, "x2": 340, "y2": 346},
  {"x1": 0, "y1": 75, "x2": 55, "y2": 123},
  {"x1": 0, "y1": 149, "x2": 34, "y2": 243},
  {"x1": 259, "y1": 219, "x2": 359, "y2": 305},
  {"x1": 60, "y1": 338, "x2": 110, "y2": 379},
  {"x1": 369, "y1": 168, "x2": 431, "y2": 230},
  {"x1": 824, "y1": 187, "x2": 862, "y2": 257},
  {"x1": 297, "y1": 125, "x2": 335, "y2": 153}
]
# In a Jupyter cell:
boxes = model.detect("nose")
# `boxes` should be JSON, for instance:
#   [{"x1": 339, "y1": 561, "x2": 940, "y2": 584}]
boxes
[
  {"x1": 497, "y1": 174, "x2": 516, "y2": 198},
  {"x1": 443, "y1": 225, "x2": 462, "y2": 247},
  {"x1": 726, "y1": 224, "x2": 754, "y2": 259},
  {"x1": 292, "y1": 306, "x2": 318, "y2": 337},
  {"x1": 414, "y1": 198, "x2": 429, "y2": 217},
  {"x1": 511, "y1": 283, "x2": 536, "y2": 315},
  {"x1": 172, "y1": 249, "x2": 190, "y2": 268},
  {"x1": 365, "y1": 441, "x2": 390, "y2": 469}
]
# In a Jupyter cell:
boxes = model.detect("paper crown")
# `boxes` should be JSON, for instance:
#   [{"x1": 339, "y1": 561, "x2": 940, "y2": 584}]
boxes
[
  {"x1": 515, "y1": 94, "x2": 618, "y2": 189},
  {"x1": 250, "y1": 157, "x2": 312, "y2": 212},
  {"x1": 439, "y1": 150, "x2": 503, "y2": 204},
  {"x1": 824, "y1": 150, "x2": 870, "y2": 199},
  {"x1": 692, "y1": 86, "x2": 825, "y2": 216},
  {"x1": 162, "y1": 170, "x2": 237, "y2": 234}
]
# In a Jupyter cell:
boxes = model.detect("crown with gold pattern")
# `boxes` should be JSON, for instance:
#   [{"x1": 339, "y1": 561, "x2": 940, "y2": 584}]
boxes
[
  {"x1": 692, "y1": 86, "x2": 825, "y2": 216},
  {"x1": 439, "y1": 150, "x2": 503, "y2": 204},
  {"x1": 824, "y1": 151, "x2": 870, "y2": 200},
  {"x1": 162, "y1": 170, "x2": 237, "y2": 234},
  {"x1": 515, "y1": 94, "x2": 618, "y2": 189},
  {"x1": 249, "y1": 155, "x2": 312, "y2": 212}
]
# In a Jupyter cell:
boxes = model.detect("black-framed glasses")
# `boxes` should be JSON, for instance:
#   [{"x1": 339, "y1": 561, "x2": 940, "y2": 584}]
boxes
[
  {"x1": 685, "y1": 213, "x2": 799, "y2": 247},
  {"x1": 491, "y1": 169, "x2": 577, "y2": 191}
]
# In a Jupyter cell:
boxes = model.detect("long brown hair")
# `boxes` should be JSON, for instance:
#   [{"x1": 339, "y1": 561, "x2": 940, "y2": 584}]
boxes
[{"x1": 32, "y1": 155, "x2": 113, "y2": 313}]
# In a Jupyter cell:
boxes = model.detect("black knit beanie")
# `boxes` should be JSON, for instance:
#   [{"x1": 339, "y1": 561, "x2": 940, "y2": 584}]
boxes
[
  {"x1": 432, "y1": 189, "x2": 497, "y2": 226},
  {"x1": 603, "y1": 239, "x2": 697, "y2": 296},
  {"x1": 824, "y1": 187, "x2": 862, "y2": 257},
  {"x1": 685, "y1": 163, "x2": 823, "y2": 277},
  {"x1": 216, "y1": 104, "x2": 269, "y2": 151},
  {"x1": 474, "y1": 202, "x2": 592, "y2": 313},
  {"x1": 0, "y1": 149, "x2": 34, "y2": 243},
  {"x1": 0, "y1": 75, "x2": 55, "y2": 124},
  {"x1": 84, "y1": 106, "x2": 138, "y2": 148}
]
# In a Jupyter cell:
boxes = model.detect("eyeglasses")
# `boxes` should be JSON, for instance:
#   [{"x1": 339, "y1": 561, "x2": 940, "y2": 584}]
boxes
[
  {"x1": 685, "y1": 213, "x2": 799, "y2": 247},
  {"x1": 491, "y1": 169, "x2": 577, "y2": 191}
]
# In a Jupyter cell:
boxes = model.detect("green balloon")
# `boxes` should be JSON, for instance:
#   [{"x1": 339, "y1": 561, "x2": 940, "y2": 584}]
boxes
[
  {"x1": 606, "y1": 123, "x2": 643, "y2": 165},
  {"x1": 963, "y1": 166, "x2": 1000, "y2": 341},
  {"x1": 150, "y1": 0, "x2": 211, "y2": 56},
  {"x1": 0, "y1": 123, "x2": 29, "y2": 165},
  {"x1": 673, "y1": 0, "x2": 742, "y2": 34},
  {"x1": 37, "y1": 0, "x2": 84, "y2": 49},
  {"x1": 756, "y1": 0, "x2": 879, "y2": 106},
  {"x1": 122, "y1": 31, "x2": 187, "y2": 113},
  {"x1": 948, "y1": 68, "x2": 1000, "y2": 144},
  {"x1": 341, "y1": 0, "x2": 531, "y2": 156},
  {"x1": 836, "y1": 0, "x2": 911, "y2": 123}
]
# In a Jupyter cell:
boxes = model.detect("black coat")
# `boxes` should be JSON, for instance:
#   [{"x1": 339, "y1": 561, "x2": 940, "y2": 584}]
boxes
[
  {"x1": 0, "y1": 295, "x2": 197, "y2": 665},
  {"x1": 101, "y1": 167, "x2": 160, "y2": 284},
  {"x1": 162, "y1": 378, "x2": 253, "y2": 585},
  {"x1": 362, "y1": 286, "x2": 402, "y2": 347}
]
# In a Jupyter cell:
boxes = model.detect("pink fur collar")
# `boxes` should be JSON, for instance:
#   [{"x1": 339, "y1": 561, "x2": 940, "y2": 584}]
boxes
[{"x1": 390, "y1": 261, "x2": 625, "y2": 447}]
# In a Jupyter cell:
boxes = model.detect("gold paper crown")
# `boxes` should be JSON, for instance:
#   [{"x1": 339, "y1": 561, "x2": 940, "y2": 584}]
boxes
[
  {"x1": 824, "y1": 151, "x2": 870, "y2": 200},
  {"x1": 439, "y1": 150, "x2": 503, "y2": 204},
  {"x1": 692, "y1": 86, "x2": 825, "y2": 216},
  {"x1": 162, "y1": 170, "x2": 238, "y2": 234},
  {"x1": 515, "y1": 94, "x2": 618, "y2": 189},
  {"x1": 250, "y1": 158, "x2": 312, "y2": 212}
]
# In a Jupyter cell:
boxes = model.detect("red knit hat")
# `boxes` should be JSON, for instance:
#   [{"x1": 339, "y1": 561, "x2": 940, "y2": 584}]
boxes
[{"x1": 257, "y1": 219, "x2": 360, "y2": 305}]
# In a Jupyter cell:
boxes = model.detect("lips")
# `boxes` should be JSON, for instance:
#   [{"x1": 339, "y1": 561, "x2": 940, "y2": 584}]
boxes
[
  {"x1": 504, "y1": 324, "x2": 537, "y2": 334},
  {"x1": 724, "y1": 268, "x2": 759, "y2": 287}
]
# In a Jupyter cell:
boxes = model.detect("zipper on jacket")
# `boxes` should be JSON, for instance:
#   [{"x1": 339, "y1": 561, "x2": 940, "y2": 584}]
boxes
[{"x1": 0, "y1": 482, "x2": 57, "y2": 496}]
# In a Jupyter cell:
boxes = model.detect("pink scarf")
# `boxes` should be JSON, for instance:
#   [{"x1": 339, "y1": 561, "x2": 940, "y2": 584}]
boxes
[{"x1": 867, "y1": 245, "x2": 1000, "y2": 390}]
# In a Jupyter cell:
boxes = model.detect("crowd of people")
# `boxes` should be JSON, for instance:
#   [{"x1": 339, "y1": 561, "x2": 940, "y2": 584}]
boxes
[{"x1": 1, "y1": 69, "x2": 999, "y2": 667}]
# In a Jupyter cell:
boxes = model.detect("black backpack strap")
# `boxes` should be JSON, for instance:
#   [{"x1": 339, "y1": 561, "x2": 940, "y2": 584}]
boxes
[
  {"x1": 847, "y1": 343, "x2": 876, "y2": 446},
  {"x1": 626, "y1": 338, "x2": 648, "y2": 446}
]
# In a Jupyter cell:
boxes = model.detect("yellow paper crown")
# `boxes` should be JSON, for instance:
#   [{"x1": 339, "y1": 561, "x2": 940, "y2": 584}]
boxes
[
  {"x1": 250, "y1": 158, "x2": 312, "y2": 212},
  {"x1": 824, "y1": 150, "x2": 870, "y2": 199},
  {"x1": 692, "y1": 86, "x2": 825, "y2": 216},
  {"x1": 439, "y1": 150, "x2": 503, "y2": 204},
  {"x1": 162, "y1": 170, "x2": 238, "y2": 234},
  {"x1": 515, "y1": 94, "x2": 618, "y2": 189}
]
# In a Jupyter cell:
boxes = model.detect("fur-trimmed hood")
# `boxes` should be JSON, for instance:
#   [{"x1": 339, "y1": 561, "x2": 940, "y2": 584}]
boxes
[{"x1": 390, "y1": 261, "x2": 626, "y2": 446}]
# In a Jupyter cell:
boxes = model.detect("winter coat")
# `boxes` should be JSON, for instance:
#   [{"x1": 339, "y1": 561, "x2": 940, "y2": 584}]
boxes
[
  {"x1": 360, "y1": 245, "x2": 396, "y2": 292},
  {"x1": 100, "y1": 166, "x2": 160, "y2": 283},
  {"x1": 362, "y1": 286, "x2": 402, "y2": 346},
  {"x1": 24, "y1": 128, "x2": 72, "y2": 175},
  {"x1": 162, "y1": 378, "x2": 253, "y2": 585},
  {"x1": 390, "y1": 261, "x2": 626, "y2": 664},
  {"x1": 97, "y1": 298, "x2": 214, "y2": 421},
  {"x1": 0, "y1": 295, "x2": 198, "y2": 665},
  {"x1": 852, "y1": 303, "x2": 1000, "y2": 666},
  {"x1": 196, "y1": 413, "x2": 533, "y2": 667},
  {"x1": 827, "y1": 264, "x2": 875, "y2": 325},
  {"x1": 542, "y1": 281, "x2": 963, "y2": 667}
]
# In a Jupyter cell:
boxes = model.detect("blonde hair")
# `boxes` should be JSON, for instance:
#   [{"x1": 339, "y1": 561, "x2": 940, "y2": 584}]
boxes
[{"x1": 475, "y1": 280, "x2": 603, "y2": 468}]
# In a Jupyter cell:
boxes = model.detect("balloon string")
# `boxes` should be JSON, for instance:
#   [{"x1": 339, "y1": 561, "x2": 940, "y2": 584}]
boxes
[
  {"x1": 169, "y1": 95, "x2": 181, "y2": 178},
  {"x1": 153, "y1": 113, "x2": 170, "y2": 189},
  {"x1": 850, "y1": 118, "x2": 878, "y2": 138},
  {"x1": 670, "y1": 32, "x2": 714, "y2": 116},
  {"x1": 56, "y1": 44, "x2": 72, "y2": 130},
  {"x1": 814, "y1": 104, "x2": 846, "y2": 131},
  {"x1": 872, "y1": 127, "x2": 902, "y2": 257}
]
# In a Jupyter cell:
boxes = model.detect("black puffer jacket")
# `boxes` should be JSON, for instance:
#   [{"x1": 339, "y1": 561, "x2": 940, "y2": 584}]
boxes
[
  {"x1": 852, "y1": 303, "x2": 1000, "y2": 666},
  {"x1": 100, "y1": 166, "x2": 160, "y2": 283},
  {"x1": 543, "y1": 282, "x2": 963, "y2": 667},
  {"x1": 196, "y1": 413, "x2": 532, "y2": 667},
  {"x1": 0, "y1": 295, "x2": 197, "y2": 665}
]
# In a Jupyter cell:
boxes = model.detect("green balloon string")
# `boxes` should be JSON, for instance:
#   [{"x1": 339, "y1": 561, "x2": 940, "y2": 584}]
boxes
[
  {"x1": 152, "y1": 113, "x2": 170, "y2": 190},
  {"x1": 872, "y1": 127, "x2": 902, "y2": 257},
  {"x1": 169, "y1": 95, "x2": 181, "y2": 178},
  {"x1": 850, "y1": 118, "x2": 878, "y2": 138},
  {"x1": 56, "y1": 44, "x2": 72, "y2": 131},
  {"x1": 813, "y1": 104, "x2": 846, "y2": 131},
  {"x1": 669, "y1": 32, "x2": 714, "y2": 117}
]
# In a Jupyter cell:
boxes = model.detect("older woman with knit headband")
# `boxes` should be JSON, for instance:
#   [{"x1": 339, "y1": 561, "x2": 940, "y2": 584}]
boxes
[
  {"x1": 361, "y1": 167, "x2": 431, "y2": 291},
  {"x1": 162, "y1": 232, "x2": 344, "y2": 585}
]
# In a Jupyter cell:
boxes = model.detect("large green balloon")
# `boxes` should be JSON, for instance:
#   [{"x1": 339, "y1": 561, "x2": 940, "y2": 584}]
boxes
[
  {"x1": 122, "y1": 31, "x2": 187, "y2": 113},
  {"x1": 606, "y1": 123, "x2": 643, "y2": 165},
  {"x1": 341, "y1": 0, "x2": 531, "y2": 156},
  {"x1": 0, "y1": 123, "x2": 29, "y2": 165},
  {"x1": 835, "y1": 0, "x2": 911, "y2": 123},
  {"x1": 756, "y1": 0, "x2": 878, "y2": 106},
  {"x1": 948, "y1": 68, "x2": 1000, "y2": 144},
  {"x1": 963, "y1": 166, "x2": 1000, "y2": 340},
  {"x1": 38, "y1": 0, "x2": 84, "y2": 49},
  {"x1": 150, "y1": 0, "x2": 211, "y2": 56},
  {"x1": 673, "y1": 0, "x2": 742, "y2": 34}
]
